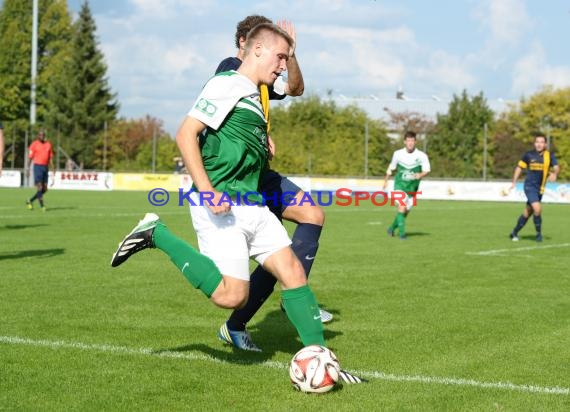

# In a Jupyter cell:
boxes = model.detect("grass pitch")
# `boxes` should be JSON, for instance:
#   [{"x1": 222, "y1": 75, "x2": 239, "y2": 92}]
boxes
[{"x1": 1, "y1": 187, "x2": 569, "y2": 411}]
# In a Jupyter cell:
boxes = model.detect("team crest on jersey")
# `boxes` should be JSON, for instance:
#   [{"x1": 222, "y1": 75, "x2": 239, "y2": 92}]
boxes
[
  {"x1": 195, "y1": 98, "x2": 217, "y2": 117},
  {"x1": 253, "y1": 126, "x2": 267, "y2": 149}
]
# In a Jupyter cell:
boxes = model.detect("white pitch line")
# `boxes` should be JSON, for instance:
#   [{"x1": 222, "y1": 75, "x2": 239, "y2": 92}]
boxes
[
  {"x1": 0, "y1": 211, "x2": 187, "y2": 220},
  {"x1": 466, "y1": 243, "x2": 570, "y2": 256},
  {"x1": 352, "y1": 370, "x2": 569, "y2": 395},
  {"x1": 1, "y1": 335, "x2": 568, "y2": 396}
]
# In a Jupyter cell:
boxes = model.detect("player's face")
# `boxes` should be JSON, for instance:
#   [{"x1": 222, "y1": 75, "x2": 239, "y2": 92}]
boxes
[
  {"x1": 534, "y1": 137, "x2": 546, "y2": 152},
  {"x1": 404, "y1": 137, "x2": 416, "y2": 152},
  {"x1": 259, "y1": 36, "x2": 289, "y2": 85}
]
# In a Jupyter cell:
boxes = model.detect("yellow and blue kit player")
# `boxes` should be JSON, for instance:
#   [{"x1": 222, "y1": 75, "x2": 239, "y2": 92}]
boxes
[{"x1": 509, "y1": 133, "x2": 560, "y2": 242}]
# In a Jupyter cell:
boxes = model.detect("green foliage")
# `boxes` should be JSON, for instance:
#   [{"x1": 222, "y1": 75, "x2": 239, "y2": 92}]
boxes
[
  {"x1": 0, "y1": 0, "x2": 31, "y2": 122},
  {"x1": 490, "y1": 114, "x2": 528, "y2": 179},
  {"x1": 270, "y1": 96, "x2": 391, "y2": 176},
  {"x1": 134, "y1": 137, "x2": 180, "y2": 173},
  {"x1": 496, "y1": 86, "x2": 570, "y2": 180},
  {"x1": 36, "y1": 0, "x2": 73, "y2": 123},
  {"x1": 94, "y1": 115, "x2": 176, "y2": 172},
  {"x1": 429, "y1": 90, "x2": 495, "y2": 178},
  {"x1": 0, "y1": 0, "x2": 117, "y2": 169},
  {"x1": 46, "y1": 1, "x2": 118, "y2": 168}
]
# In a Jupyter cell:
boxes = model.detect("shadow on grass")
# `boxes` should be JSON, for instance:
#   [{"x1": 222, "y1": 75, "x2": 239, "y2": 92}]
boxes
[
  {"x1": 404, "y1": 231, "x2": 430, "y2": 238},
  {"x1": 155, "y1": 308, "x2": 343, "y2": 364},
  {"x1": 519, "y1": 234, "x2": 549, "y2": 242},
  {"x1": 0, "y1": 248, "x2": 65, "y2": 261},
  {"x1": 1, "y1": 223, "x2": 49, "y2": 231}
]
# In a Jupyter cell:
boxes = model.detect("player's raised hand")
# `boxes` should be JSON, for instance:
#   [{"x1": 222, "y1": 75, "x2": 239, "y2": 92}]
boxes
[{"x1": 277, "y1": 19, "x2": 296, "y2": 55}]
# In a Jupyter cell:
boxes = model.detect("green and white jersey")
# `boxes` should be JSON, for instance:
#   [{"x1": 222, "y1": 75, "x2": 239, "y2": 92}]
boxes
[
  {"x1": 388, "y1": 148, "x2": 430, "y2": 193},
  {"x1": 188, "y1": 71, "x2": 268, "y2": 201}
]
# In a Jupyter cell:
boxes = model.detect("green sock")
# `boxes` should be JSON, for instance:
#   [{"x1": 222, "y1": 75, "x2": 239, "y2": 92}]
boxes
[
  {"x1": 397, "y1": 212, "x2": 406, "y2": 237},
  {"x1": 390, "y1": 215, "x2": 398, "y2": 231},
  {"x1": 282, "y1": 285, "x2": 325, "y2": 346},
  {"x1": 153, "y1": 223, "x2": 222, "y2": 298}
]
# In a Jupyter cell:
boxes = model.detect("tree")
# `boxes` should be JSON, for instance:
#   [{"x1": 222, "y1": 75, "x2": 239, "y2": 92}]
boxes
[
  {"x1": 0, "y1": 0, "x2": 74, "y2": 167},
  {"x1": 98, "y1": 115, "x2": 173, "y2": 172},
  {"x1": 270, "y1": 96, "x2": 390, "y2": 176},
  {"x1": 383, "y1": 109, "x2": 436, "y2": 153},
  {"x1": 498, "y1": 86, "x2": 570, "y2": 180},
  {"x1": 134, "y1": 136, "x2": 180, "y2": 173},
  {"x1": 428, "y1": 90, "x2": 495, "y2": 178},
  {"x1": 490, "y1": 114, "x2": 527, "y2": 179},
  {"x1": 47, "y1": 1, "x2": 118, "y2": 168},
  {"x1": 0, "y1": 0, "x2": 32, "y2": 122}
]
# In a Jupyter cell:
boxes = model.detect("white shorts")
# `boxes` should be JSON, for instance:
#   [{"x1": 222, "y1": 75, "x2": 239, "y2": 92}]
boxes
[
  {"x1": 391, "y1": 191, "x2": 416, "y2": 211},
  {"x1": 188, "y1": 192, "x2": 291, "y2": 281},
  {"x1": 402, "y1": 194, "x2": 415, "y2": 211}
]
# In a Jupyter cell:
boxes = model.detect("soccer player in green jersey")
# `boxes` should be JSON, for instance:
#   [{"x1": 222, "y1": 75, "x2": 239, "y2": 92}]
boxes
[
  {"x1": 383, "y1": 131, "x2": 431, "y2": 239},
  {"x1": 111, "y1": 23, "x2": 325, "y2": 349}
]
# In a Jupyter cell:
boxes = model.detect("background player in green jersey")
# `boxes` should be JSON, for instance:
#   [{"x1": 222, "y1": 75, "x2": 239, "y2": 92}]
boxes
[{"x1": 383, "y1": 131, "x2": 431, "y2": 240}]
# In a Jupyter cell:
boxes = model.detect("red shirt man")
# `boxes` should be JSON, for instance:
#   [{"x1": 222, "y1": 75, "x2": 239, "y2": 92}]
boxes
[
  {"x1": 26, "y1": 131, "x2": 54, "y2": 211},
  {"x1": 29, "y1": 132, "x2": 54, "y2": 166}
]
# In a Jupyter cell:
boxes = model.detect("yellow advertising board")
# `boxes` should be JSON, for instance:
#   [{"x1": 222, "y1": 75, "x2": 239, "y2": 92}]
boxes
[{"x1": 113, "y1": 173, "x2": 187, "y2": 191}]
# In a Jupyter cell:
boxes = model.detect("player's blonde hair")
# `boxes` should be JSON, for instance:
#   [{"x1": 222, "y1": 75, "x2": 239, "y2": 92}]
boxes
[{"x1": 243, "y1": 23, "x2": 293, "y2": 56}]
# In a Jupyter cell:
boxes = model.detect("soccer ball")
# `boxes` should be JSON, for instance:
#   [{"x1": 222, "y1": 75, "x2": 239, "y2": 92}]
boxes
[{"x1": 289, "y1": 345, "x2": 340, "y2": 393}]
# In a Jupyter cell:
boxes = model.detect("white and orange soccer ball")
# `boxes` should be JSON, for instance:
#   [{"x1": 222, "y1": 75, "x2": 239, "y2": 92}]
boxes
[{"x1": 289, "y1": 345, "x2": 341, "y2": 393}]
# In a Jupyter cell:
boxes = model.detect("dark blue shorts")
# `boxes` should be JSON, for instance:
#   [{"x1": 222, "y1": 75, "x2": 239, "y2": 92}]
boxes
[
  {"x1": 524, "y1": 189, "x2": 542, "y2": 205},
  {"x1": 33, "y1": 164, "x2": 49, "y2": 185},
  {"x1": 260, "y1": 169, "x2": 302, "y2": 220}
]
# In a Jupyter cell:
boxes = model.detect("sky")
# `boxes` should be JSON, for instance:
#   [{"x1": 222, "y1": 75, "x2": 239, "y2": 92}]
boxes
[{"x1": 62, "y1": 0, "x2": 570, "y2": 135}]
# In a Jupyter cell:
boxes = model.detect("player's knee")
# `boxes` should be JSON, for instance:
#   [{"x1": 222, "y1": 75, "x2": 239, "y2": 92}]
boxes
[
  {"x1": 288, "y1": 258, "x2": 307, "y2": 285},
  {"x1": 211, "y1": 293, "x2": 247, "y2": 310},
  {"x1": 308, "y1": 205, "x2": 325, "y2": 226},
  {"x1": 285, "y1": 203, "x2": 325, "y2": 226}
]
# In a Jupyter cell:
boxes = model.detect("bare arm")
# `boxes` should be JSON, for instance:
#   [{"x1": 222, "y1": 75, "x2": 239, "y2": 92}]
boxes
[
  {"x1": 49, "y1": 144, "x2": 55, "y2": 171},
  {"x1": 549, "y1": 164, "x2": 560, "y2": 182},
  {"x1": 510, "y1": 166, "x2": 523, "y2": 190},
  {"x1": 383, "y1": 169, "x2": 393, "y2": 189},
  {"x1": 277, "y1": 20, "x2": 304, "y2": 96},
  {"x1": 176, "y1": 117, "x2": 230, "y2": 214}
]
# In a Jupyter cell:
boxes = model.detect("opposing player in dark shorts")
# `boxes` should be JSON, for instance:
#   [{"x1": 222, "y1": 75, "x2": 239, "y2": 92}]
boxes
[{"x1": 509, "y1": 133, "x2": 559, "y2": 242}]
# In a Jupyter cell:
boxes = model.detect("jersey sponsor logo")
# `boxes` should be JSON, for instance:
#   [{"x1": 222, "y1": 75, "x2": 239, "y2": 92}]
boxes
[
  {"x1": 195, "y1": 98, "x2": 217, "y2": 117},
  {"x1": 253, "y1": 126, "x2": 267, "y2": 148},
  {"x1": 402, "y1": 170, "x2": 417, "y2": 181}
]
